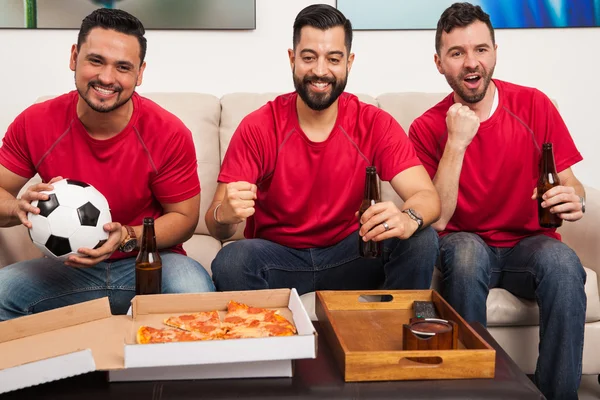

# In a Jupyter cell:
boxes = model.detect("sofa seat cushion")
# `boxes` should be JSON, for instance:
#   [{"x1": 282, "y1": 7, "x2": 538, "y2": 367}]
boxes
[
  {"x1": 182, "y1": 234, "x2": 222, "y2": 276},
  {"x1": 487, "y1": 266, "x2": 600, "y2": 326}
]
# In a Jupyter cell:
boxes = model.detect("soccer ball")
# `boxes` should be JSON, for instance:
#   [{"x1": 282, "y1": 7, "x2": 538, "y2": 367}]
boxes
[{"x1": 27, "y1": 179, "x2": 112, "y2": 261}]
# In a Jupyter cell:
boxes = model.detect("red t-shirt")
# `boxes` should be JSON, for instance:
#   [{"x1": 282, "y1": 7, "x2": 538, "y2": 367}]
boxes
[
  {"x1": 218, "y1": 92, "x2": 421, "y2": 249},
  {"x1": 0, "y1": 91, "x2": 200, "y2": 259},
  {"x1": 409, "y1": 79, "x2": 583, "y2": 247}
]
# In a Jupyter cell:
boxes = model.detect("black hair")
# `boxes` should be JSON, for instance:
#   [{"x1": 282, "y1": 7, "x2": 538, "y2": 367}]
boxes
[
  {"x1": 77, "y1": 8, "x2": 147, "y2": 65},
  {"x1": 435, "y1": 2, "x2": 495, "y2": 55},
  {"x1": 293, "y1": 4, "x2": 352, "y2": 53}
]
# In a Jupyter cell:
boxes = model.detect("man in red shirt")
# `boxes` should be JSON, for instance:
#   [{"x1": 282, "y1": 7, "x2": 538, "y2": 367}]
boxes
[
  {"x1": 206, "y1": 4, "x2": 441, "y2": 295},
  {"x1": 0, "y1": 9, "x2": 214, "y2": 321},
  {"x1": 409, "y1": 3, "x2": 586, "y2": 399}
]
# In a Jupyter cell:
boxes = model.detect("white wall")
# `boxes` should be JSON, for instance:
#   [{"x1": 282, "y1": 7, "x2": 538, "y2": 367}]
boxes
[{"x1": 0, "y1": 0, "x2": 598, "y2": 187}]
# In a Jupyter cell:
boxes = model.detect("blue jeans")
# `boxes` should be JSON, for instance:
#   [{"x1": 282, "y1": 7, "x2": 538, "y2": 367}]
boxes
[
  {"x1": 0, "y1": 252, "x2": 215, "y2": 320},
  {"x1": 439, "y1": 232, "x2": 586, "y2": 400},
  {"x1": 212, "y1": 228, "x2": 438, "y2": 294}
]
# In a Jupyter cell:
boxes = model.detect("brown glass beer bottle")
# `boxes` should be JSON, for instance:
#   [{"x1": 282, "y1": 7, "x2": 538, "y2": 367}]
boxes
[
  {"x1": 136, "y1": 217, "x2": 162, "y2": 295},
  {"x1": 359, "y1": 166, "x2": 382, "y2": 258},
  {"x1": 537, "y1": 143, "x2": 562, "y2": 228}
]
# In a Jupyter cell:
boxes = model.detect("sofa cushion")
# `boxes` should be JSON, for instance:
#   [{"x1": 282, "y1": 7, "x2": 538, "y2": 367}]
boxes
[
  {"x1": 182, "y1": 234, "x2": 222, "y2": 276},
  {"x1": 487, "y1": 266, "x2": 600, "y2": 326}
]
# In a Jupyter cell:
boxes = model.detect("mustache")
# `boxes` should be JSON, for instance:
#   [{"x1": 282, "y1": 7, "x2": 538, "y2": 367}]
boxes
[
  {"x1": 88, "y1": 81, "x2": 123, "y2": 92},
  {"x1": 460, "y1": 67, "x2": 484, "y2": 78},
  {"x1": 302, "y1": 75, "x2": 335, "y2": 84}
]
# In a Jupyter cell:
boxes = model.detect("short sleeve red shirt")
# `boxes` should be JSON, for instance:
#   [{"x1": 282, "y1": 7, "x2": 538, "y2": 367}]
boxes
[
  {"x1": 0, "y1": 91, "x2": 200, "y2": 259},
  {"x1": 218, "y1": 92, "x2": 421, "y2": 248},
  {"x1": 409, "y1": 80, "x2": 583, "y2": 247}
]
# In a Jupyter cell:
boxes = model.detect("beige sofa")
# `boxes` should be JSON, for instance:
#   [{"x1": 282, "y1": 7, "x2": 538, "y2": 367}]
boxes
[{"x1": 1, "y1": 92, "x2": 599, "y2": 377}]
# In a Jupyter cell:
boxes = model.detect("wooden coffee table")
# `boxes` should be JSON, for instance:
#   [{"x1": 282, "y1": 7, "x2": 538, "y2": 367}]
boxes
[{"x1": 0, "y1": 322, "x2": 544, "y2": 399}]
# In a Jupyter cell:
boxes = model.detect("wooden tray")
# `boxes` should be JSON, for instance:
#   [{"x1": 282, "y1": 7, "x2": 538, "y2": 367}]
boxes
[{"x1": 315, "y1": 290, "x2": 495, "y2": 382}]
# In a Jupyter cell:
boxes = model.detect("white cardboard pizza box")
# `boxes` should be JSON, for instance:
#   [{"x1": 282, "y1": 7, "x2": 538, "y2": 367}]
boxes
[
  {"x1": 108, "y1": 288, "x2": 317, "y2": 381},
  {"x1": 0, "y1": 298, "x2": 127, "y2": 394},
  {"x1": 0, "y1": 288, "x2": 316, "y2": 393}
]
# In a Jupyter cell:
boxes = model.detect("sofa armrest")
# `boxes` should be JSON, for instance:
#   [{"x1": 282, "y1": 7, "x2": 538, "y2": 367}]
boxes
[{"x1": 558, "y1": 185, "x2": 600, "y2": 290}]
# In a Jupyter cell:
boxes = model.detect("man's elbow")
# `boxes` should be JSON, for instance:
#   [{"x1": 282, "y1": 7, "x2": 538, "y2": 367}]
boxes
[
  {"x1": 431, "y1": 220, "x2": 447, "y2": 232},
  {"x1": 427, "y1": 188, "x2": 442, "y2": 223}
]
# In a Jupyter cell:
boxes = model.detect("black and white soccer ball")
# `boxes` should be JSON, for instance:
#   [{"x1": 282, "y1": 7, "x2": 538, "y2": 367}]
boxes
[{"x1": 27, "y1": 179, "x2": 112, "y2": 261}]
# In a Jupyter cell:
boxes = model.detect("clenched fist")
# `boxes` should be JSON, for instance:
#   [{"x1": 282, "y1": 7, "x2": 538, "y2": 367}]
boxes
[
  {"x1": 217, "y1": 181, "x2": 257, "y2": 225},
  {"x1": 446, "y1": 103, "x2": 480, "y2": 151}
]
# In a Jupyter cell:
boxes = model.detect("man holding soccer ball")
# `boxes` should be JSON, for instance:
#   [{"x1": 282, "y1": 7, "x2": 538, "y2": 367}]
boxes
[{"x1": 0, "y1": 9, "x2": 215, "y2": 321}]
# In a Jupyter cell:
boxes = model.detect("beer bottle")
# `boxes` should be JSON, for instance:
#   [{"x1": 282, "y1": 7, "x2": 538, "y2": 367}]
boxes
[
  {"x1": 537, "y1": 143, "x2": 562, "y2": 228},
  {"x1": 135, "y1": 217, "x2": 162, "y2": 295},
  {"x1": 359, "y1": 166, "x2": 382, "y2": 258}
]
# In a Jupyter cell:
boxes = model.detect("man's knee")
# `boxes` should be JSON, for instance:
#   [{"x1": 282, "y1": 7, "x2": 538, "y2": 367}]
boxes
[
  {"x1": 440, "y1": 232, "x2": 490, "y2": 278},
  {"x1": 412, "y1": 226, "x2": 439, "y2": 253},
  {"x1": 0, "y1": 262, "x2": 41, "y2": 320},
  {"x1": 211, "y1": 240, "x2": 262, "y2": 288},
  {"x1": 161, "y1": 254, "x2": 215, "y2": 293},
  {"x1": 534, "y1": 240, "x2": 585, "y2": 282}
]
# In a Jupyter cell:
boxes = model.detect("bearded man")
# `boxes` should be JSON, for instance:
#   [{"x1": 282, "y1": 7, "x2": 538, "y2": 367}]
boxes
[{"x1": 206, "y1": 4, "x2": 440, "y2": 295}]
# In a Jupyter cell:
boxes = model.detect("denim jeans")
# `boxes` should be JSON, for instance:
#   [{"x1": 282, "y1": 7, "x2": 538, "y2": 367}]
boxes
[
  {"x1": 211, "y1": 228, "x2": 439, "y2": 294},
  {"x1": 439, "y1": 232, "x2": 586, "y2": 400},
  {"x1": 0, "y1": 252, "x2": 215, "y2": 321}
]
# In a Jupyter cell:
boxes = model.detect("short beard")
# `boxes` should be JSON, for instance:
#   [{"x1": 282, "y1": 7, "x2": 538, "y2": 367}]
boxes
[
  {"x1": 446, "y1": 66, "x2": 495, "y2": 104},
  {"x1": 293, "y1": 70, "x2": 347, "y2": 111},
  {"x1": 76, "y1": 78, "x2": 129, "y2": 113}
]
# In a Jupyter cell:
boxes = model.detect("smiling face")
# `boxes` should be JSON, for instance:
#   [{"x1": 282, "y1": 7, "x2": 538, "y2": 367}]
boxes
[
  {"x1": 289, "y1": 26, "x2": 354, "y2": 111},
  {"x1": 70, "y1": 27, "x2": 146, "y2": 113},
  {"x1": 435, "y1": 21, "x2": 497, "y2": 104}
]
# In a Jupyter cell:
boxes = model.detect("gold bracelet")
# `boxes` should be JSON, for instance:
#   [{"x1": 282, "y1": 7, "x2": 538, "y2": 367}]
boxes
[{"x1": 213, "y1": 203, "x2": 227, "y2": 225}]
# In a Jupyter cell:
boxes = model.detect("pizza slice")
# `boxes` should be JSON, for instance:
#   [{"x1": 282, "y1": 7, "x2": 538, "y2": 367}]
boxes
[
  {"x1": 223, "y1": 300, "x2": 297, "y2": 338},
  {"x1": 136, "y1": 326, "x2": 207, "y2": 344},
  {"x1": 163, "y1": 310, "x2": 225, "y2": 339}
]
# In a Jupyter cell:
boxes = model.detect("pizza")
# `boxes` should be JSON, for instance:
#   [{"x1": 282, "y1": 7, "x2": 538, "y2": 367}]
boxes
[
  {"x1": 222, "y1": 300, "x2": 297, "y2": 339},
  {"x1": 163, "y1": 310, "x2": 225, "y2": 339},
  {"x1": 136, "y1": 301, "x2": 297, "y2": 344},
  {"x1": 137, "y1": 326, "x2": 207, "y2": 344}
]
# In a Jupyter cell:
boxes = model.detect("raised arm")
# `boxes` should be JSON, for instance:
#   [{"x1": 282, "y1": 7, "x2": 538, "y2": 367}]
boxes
[
  {"x1": 430, "y1": 103, "x2": 479, "y2": 231},
  {"x1": 206, "y1": 181, "x2": 257, "y2": 241}
]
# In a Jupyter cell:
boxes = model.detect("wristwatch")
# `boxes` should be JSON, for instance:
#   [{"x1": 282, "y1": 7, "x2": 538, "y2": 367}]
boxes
[
  {"x1": 403, "y1": 208, "x2": 423, "y2": 230},
  {"x1": 580, "y1": 196, "x2": 586, "y2": 214},
  {"x1": 119, "y1": 225, "x2": 137, "y2": 252}
]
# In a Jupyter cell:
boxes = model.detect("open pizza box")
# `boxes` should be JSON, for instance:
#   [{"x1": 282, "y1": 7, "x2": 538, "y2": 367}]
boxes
[{"x1": 0, "y1": 288, "x2": 317, "y2": 394}]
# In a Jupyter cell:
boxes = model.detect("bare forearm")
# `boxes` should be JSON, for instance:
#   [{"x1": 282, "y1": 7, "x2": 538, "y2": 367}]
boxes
[
  {"x1": 564, "y1": 176, "x2": 585, "y2": 199},
  {"x1": 0, "y1": 191, "x2": 21, "y2": 227},
  {"x1": 402, "y1": 188, "x2": 441, "y2": 227},
  {"x1": 131, "y1": 211, "x2": 197, "y2": 249},
  {"x1": 432, "y1": 143, "x2": 467, "y2": 231},
  {"x1": 206, "y1": 203, "x2": 238, "y2": 241}
]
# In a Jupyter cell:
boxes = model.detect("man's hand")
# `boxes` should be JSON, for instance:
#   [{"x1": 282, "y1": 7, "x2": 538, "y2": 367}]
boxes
[
  {"x1": 531, "y1": 186, "x2": 584, "y2": 222},
  {"x1": 64, "y1": 222, "x2": 123, "y2": 268},
  {"x1": 15, "y1": 176, "x2": 63, "y2": 228},
  {"x1": 446, "y1": 103, "x2": 480, "y2": 151},
  {"x1": 359, "y1": 201, "x2": 419, "y2": 241},
  {"x1": 217, "y1": 181, "x2": 257, "y2": 225}
]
